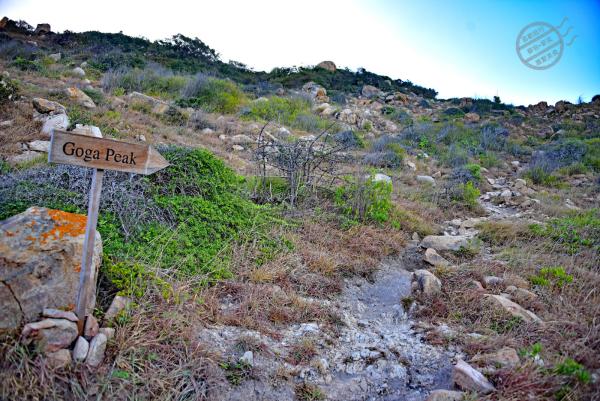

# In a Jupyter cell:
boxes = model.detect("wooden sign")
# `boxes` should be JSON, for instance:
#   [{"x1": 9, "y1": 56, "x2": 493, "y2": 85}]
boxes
[
  {"x1": 49, "y1": 130, "x2": 169, "y2": 175},
  {"x1": 48, "y1": 129, "x2": 169, "y2": 333}
]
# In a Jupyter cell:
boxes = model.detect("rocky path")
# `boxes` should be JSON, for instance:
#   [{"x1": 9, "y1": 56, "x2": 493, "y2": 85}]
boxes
[
  {"x1": 321, "y1": 259, "x2": 454, "y2": 401},
  {"x1": 205, "y1": 257, "x2": 456, "y2": 401}
]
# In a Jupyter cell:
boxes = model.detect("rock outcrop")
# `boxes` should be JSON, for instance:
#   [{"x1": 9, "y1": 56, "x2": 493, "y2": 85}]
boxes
[{"x1": 0, "y1": 207, "x2": 102, "y2": 330}]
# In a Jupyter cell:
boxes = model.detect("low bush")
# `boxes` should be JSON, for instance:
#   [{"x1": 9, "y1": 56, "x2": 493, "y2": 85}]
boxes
[
  {"x1": 101, "y1": 65, "x2": 187, "y2": 99},
  {"x1": 0, "y1": 75, "x2": 19, "y2": 103},
  {"x1": 335, "y1": 174, "x2": 393, "y2": 223},
  {"x1": 529, "y1": 209, "x2": 600, "y2": 254},
  {"x1": 242, "y1": 96, "x2": 331, "y2": 133},
  {"x1": 178, "y1": 74, "x2": 247, "y2": 113},
  {"x1": 82, "y1": 87, "x2": 105, "y2": 106},
  {"x1": 529, "y1": 266, "x2": 573, "y2": 288},
  {"x1": 0, "y1": 146, "x2": 278, "y2": 293}
]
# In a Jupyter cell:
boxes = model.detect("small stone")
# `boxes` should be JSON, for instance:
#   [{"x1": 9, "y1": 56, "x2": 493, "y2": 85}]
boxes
[
  {"x1": 104, "y1": 295, "x2": 131, "y2": 321},
  {"x1": 0, "y1": 120, "x2": 13, "y2": 127},
  {"x1": 41, "y1": 113, "x2": 69, "y2": 136},
  {"x1": 84, "y1": 315, "x2": 100, "y2": 338},
  {"x1": 425, "y1": 389, "x2": 465, "y2": 401},
  {"x1": 85, "y1": 333, "x2": 107, "y2": 367},
  {"x1": 505, "y1": 286, "x2": 538, "y2": 303},
  {"x1": 468, "y1": 280, "x2": 485, "y2": 291},
  {"x1": 416, "y1": 175, "x2": 436, "y2": 185},
  {"x1": 47, "y1": 349, "x2": 72, "y2": 369},
  {"x1": 412, "y1": 232, "x2": 420, "y2": 241},
  {"x1": 413, "y1": 269, "x2": 442, "y2": 295},
  {"x1": 218, "y1": 134, "x2": 226, "y2": 140},
  {"x1": 200, "y1": 128, "x2": 214, "y2": 135},
  {"x1": 464, "y1": 112, "x2": 480, "y2": 123},
  {"x1": 405, "y1": 161, "x2": 417, "y2": 171},
  {"x1": 471, "y1": 347, "x2": 520, "y2": 370},
  {"x1": 27, "y1": 140, "x2": 51, "y2": 152},
  {"x1": 72, "y1": 336, "x2": 90, "y2": 362},
  {"x1": 232, "y1": 145, "x2": 245, "y2": 151},
  {"x1": 501, "y1": 189, "x2": 512, "y2": 198},
  {"x1": 514, "y1": 178, "x2": 527, "y2": 189},
  {"x1": 98, "y1": 327, "x2": 115, "y2": 340},
  {"x1": 48, "y1": 53, "x2": 61, "y2": 62},
  {"x1": 452, "y1": 359, "x2": 495, "y2": 394},
  {"x1": 371, "y1": 173, "x2": 392, "y2": 184},
  {"x1": 240, "y1": 351, "x2": 254, "y2": 366},
  {"x1": 42, "y1": 308, "x2": 78, "y2": 322},
  {"x1": 64, "y1": 87, "x2": 95, "y2": 108},
  {"x1": 510, "y1": 161, "x2": 520, "y2": 169},
  {"x1": 423, "y1": 248, "x2": 450, "y2": 267},
  {"x1": 32, "y1": 98, "x2": 66, "y2": 114},
  {"x1": 136, "y1": 134, "x2": 147, "y2": 142}
]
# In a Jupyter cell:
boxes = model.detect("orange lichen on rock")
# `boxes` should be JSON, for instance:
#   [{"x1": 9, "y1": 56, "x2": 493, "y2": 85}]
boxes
[{"x1": 38, "y1": 209, "x2": 87, "y2": 245}]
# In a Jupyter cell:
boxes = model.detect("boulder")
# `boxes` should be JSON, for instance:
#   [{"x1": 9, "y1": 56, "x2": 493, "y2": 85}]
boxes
[
  {"x1": 64, "y1": 87, "x2": 96, "y2": 109},
  {"x1": 471, "y1": 347, "x2": 520, "y2": 370},
  {"x1": 48, "y1": 53, "x2": 61, "y2": 62},
  {"x1": 127, "y1": 91, "x2": 169, "y2": 114},
  {"x1": 452, "y1": 359, "x2": 495, "y2": 394},
  {"x1": 464, "y1": 112, "x2": 480, "y2": 123},
  {"x1": 316, "y1": 61, "x2": 336, "y2": 72},
  {"x1": 85, "y1": 333, "x2": 107, "y2": 367},
  {"x1": 371, "y1": 173, "x2": 392, "y2": 184},
  {"x1": 423, "y1": 248, "x2": 450, "y2": 267},
  {"x1": 505, "y1": 286, "x2": 537, "y2": 303},
  {"x1": 34, "y1": 23, "x2": 51, "y2": 35},
  {"x1": 485, "y1": 294, "x2": 542, "y2": 323},
  {"x1": 26, "y1": 140, "x2": 51, "y2": 153},
  {"x1": 302, "y1": 82, "x2": 328, "y2": 102},
  {"x1": 32, "y1": 98, "x2": 66, "y2": 114},
  {"x1": 425, "y1": 390, "x2": 465, "y2": 401},
  {"x1": 72, "y1": 336, "x2": 90, "y2": 362},
  {"x1": 47, "y1": 349, "x2": 71, "y2": 368},
  {"x1": 413, "y1": 269, "x2": 442, "y2": 295},
  {"x1": 72, "y1": 67, "x2": 86, "y2": 77},
  {"x1": 41, "y1": 113, "x2": 69, "y2": 136},
  {"x1": 416, "y1": 175, "x2": 435, "y2": 185},
  {"x1": 0, "y1": 207, "x2": 102, "y2": 329},
  {"x1": 361, "y1": 85, "x2": 382, "y2": 98},
  {"x1": 420, "y1": 235, "x2": 470, "y2": 251},
  {"x1": 22, "y1": 318, "x2": 78, "y2": 353},
  {"x1": 231, "y1": 134, "x2": 254, "y2": 145}
]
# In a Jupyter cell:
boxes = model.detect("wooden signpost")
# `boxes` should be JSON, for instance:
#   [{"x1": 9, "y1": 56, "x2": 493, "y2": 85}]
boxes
[{"x1": 48, "y1": 129, "x2": 169, "y2": 333}]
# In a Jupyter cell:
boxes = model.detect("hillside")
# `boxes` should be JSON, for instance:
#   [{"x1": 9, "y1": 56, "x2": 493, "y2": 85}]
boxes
[{"x1": 0, "y1": 18, "x2": 599, "y2": 401}]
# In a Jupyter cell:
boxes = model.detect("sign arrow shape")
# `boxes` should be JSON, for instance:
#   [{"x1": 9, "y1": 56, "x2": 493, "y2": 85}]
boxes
[{"x1": 49, "y1": 130, "x2": 169, "y2": 175}]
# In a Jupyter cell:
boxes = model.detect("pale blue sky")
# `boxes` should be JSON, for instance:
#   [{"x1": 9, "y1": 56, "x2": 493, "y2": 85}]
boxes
[{"x1": 1, "y1": 0, "x2": 599, "y2": 105}]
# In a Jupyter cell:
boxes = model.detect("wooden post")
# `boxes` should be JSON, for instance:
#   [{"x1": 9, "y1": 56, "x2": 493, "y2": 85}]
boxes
[{"x1": 75, "y1": 168, "x2": 104, "y2": 333}]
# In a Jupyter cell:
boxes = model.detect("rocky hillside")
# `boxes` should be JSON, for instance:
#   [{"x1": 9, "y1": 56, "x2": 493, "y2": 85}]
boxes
[{"x1": 0, "y1": 18, "x2": 599, "y2": 401}]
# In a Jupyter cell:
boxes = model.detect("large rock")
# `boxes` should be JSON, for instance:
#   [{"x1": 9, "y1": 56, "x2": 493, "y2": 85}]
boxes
[
  {"x1": 464, "y1": 112, "x2": 480, "y2": 123},
  {"x1": 32, "y1": 98, "x2": 66, "y2": 115},
  {"x1": 72, "y1": 67, "x2": 86, "y2": 77},
  {"x1": 104, "y1": 295, "x2": 131, "y2": 321},
  {"x1": 22, "y1": 318, "x2": 78, "y2": 353},
  {"x1": 231, "y1": 134, "x2": 254, "y2": 145},
  {"x1": 485, "y1": 294, "x2": 542, "y2": 323},
  {"x1": 425, "y1": 390, "x2": 464, "y2": 401},
  {"x1": 127, "y1": 91, "x2": 169, "y2": 114},
  {"x1": 64, "y1": 87, "x2": 96, "y2": 109},
  {"x1": 316, "y1": 61, "x2": 336, "y2": 72},
  {"x1": 302, "y1": 82, "x2": 328, "y2": 103},
  {"x1": 73, "y1": 336, "x2": 90, "y2": 362},
  {"x1": 41, "y1": 113, "x2": 69, "y2": 136},
  {"x1": 413, "y1": 269, "x2": 442, "y2": 295},
  {"x1": 0, "y1": 207, "x2": 102, "y2": 330},
  {"x1": 420, "y1": 235, "x2": 470, "y2": 252},
  {"x1": 423, "y1": 248, "x2": 450, "y2": 267},
  {"x1": 416, "y1": 175, "x2": 436, "y2": 185},
  {"x1": 452, "y1": 359, "x2": 495, "y2": 394},
  {"x1": 361, "y1": 85, "x2": 382, "y2": 98}
]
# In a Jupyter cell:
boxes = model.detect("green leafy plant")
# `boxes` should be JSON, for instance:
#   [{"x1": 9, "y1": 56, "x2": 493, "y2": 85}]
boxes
[
  {"x1": 529, "y1": 266, "x2": 573, "y2": 288},
  {"x1": 335, "y1": 175, "x2": 393, "y2": 223},
  {"x1": 554, "y1": 358, "x2": 591, "y2": 384}
]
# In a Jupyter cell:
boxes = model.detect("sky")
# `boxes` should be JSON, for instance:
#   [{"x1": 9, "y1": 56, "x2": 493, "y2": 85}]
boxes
[{"x1": 1, "y1": 0, "x2": 599, "y2": 106}]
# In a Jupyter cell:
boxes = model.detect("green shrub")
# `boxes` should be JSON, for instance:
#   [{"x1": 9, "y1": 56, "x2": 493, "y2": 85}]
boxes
[
  {"x1": 0, "y1": 75, "x2": 19, "y2": 103},
  {"x1": 524, "y1": 166, "x2": 560, "y2": 186},
  {"x1": 386, "y1": 143, "x2": 406, "y2": 162},
  {"x1": 529, "y1": 266, "x2": 573, "y2": 287},
  {"x1": 82, "y1": 87, "x2": 105, "y2": 106},
  {"x1": 242, "y1": 96, "x2": 331, "y2": 132},
  {"x1": 178, "y1": 77, "x2": 247, "y2": 113},
  {"x1": 554, "y1": 358, "x2": 591, "y2": 384},
  {"x1": 465, "y1": 163, "x2": 482, "y2": 181},
  {"x1": 102, "y1": 67, "x2": 187, "y2": 99},
  {"x1": 453, "y1": 181, "x2": 480, "y2": 209},
  {"x1": 479, "y1": 151, "x2": 500, "y2": 168},
  {"x1": 11, "y1": 56, "x2": 39, "y2": 71},
  {"x1": 335, "y1": 175, "x2": 393, "y2": 223}
]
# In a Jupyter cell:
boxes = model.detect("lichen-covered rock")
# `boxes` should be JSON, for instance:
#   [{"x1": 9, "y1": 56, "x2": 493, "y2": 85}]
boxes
[
  {"x1": 0, "y1": 207, "x2": 102, "y2": 330},
  {"x1": 64, "y1": 87, "x2": 96, "y2": 109}
]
